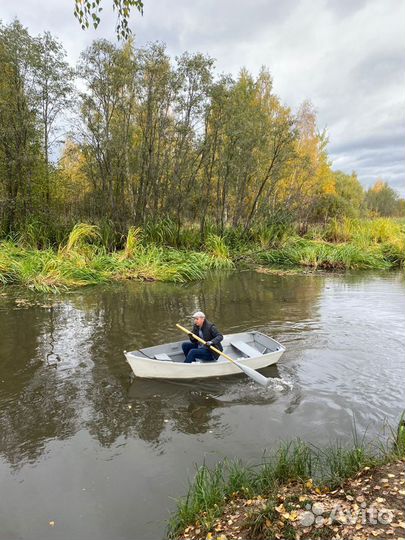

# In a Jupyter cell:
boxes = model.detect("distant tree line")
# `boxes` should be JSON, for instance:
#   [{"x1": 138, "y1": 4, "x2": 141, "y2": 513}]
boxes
[{"x1": 0, "y1": 20, "x2": 403, "y2": 244}]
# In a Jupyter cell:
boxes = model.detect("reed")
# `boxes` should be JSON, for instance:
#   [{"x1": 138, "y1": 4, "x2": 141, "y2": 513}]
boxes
[
  {"x1": 121, "y1": 226, "x2": 143, "y2": 260},
  {"x1": 205, "y1": 234, "x2": 234, "y2": 269},
  {"x1": 61, "y1": 223, "x2": 101, "y2": 255},
  {"x1": 259, "y1": 238, "x2": 393, "y2": 270},
  {"x1": 0, "y1": 219, "x2": 403, "y2": 293}
]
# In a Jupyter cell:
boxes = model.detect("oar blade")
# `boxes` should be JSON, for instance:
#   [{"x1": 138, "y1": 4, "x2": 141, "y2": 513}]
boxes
[{"x1": 234, "y1": 360, "x2": 271, "y2": 388}]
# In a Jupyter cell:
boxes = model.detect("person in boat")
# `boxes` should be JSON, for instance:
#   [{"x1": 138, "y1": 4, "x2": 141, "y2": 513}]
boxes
[{"x1": 182, "y1": 311, "x2": 224, "y2": 363}]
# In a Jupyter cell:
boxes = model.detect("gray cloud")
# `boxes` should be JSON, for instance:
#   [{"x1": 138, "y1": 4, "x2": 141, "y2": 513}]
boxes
[{"x1": 1, "y1": 0, "x2": 404, "y2": 195}]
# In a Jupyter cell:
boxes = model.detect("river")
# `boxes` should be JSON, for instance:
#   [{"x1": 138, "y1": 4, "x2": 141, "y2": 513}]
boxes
[{"x1": 0, "y1": 270, "x2": 404, "y2": 539}]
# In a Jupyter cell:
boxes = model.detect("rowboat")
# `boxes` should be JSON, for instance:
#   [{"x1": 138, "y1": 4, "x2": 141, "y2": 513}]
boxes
[{"x1": 124, "y1": 330, "x2": 285, "y2": 380}]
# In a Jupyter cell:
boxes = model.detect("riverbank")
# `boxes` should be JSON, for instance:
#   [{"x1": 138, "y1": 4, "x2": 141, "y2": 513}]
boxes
[
  {"x1": 168, "y1": 430, "x2": 405, "y2": 540},
  {"x1": 0, "y1": 219, "x2": 404, "y2": 292}
]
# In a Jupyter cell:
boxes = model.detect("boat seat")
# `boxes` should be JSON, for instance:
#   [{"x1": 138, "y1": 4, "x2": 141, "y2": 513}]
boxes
[
  {"x1": 154, "y1": 353, "x2": 172, "y2": 361},
  {"x1": 231, "y1": 341, "x2": 260, "y2": 358}
]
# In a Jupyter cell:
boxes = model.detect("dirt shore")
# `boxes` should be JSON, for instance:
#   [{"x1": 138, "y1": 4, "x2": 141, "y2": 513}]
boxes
[{"x1": 180, "y1": 460, "x2": 405, "y2": 540}]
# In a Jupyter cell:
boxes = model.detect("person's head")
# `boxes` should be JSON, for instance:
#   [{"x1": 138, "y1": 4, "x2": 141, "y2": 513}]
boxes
[{"x1": 192, "y1": 311, "x2": 206, "y2": 327}]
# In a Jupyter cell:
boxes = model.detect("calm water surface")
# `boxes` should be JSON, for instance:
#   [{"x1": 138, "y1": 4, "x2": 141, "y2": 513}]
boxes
[{"x1": 0, "y1": 270, "x2": 404, "y2": 540}]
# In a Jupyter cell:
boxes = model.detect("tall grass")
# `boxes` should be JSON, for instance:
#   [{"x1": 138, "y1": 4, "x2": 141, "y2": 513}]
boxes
[
  {"x1": 121, "y1": 226, "x2": 142, "y2": 260},
  {"x1": 143, "y1": 218, "x2": 201, "y2": 249},
  {"x1": 0, "y1": 224, "x2": 217, "y2": 292},
  {"x1": 205, "y1": 234, "x2": 234, "y2": 269},
  {"x1": 260, "y1": 238, "x2": 392, "y2": 270},
  {"x1": 317, "y1": 217, "x2": 403, "y2": 245},
  {"x1": 168, "y1": 425, "x2": 405, "y2": 539},
  {"x1": 0, "y1": 219, "x2": 403, "y2": 292},
  {"x1": 61, "y1": 223, "x2": 101, "y2": 255}
]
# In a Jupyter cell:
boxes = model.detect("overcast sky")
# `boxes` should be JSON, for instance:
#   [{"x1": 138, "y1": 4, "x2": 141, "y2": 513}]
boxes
[{"x1": 2, "y1": 0, "x2": 404, "y2": 195}]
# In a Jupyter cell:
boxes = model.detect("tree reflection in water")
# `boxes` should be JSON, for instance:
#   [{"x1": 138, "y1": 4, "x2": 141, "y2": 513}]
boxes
[{"x1": 0, "y1": 270, "x2": 319, "y2": 466}]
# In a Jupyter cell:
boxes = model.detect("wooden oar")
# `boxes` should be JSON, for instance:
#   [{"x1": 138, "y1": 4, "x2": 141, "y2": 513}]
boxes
[{"x1": 176, "y1": 323, "x2": 271, "y2": 388}]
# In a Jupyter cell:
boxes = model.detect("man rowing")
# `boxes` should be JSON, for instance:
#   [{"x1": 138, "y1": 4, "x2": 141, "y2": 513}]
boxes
[{"x1": 182, "y1": 311, "x2": 224, "y2": 363}]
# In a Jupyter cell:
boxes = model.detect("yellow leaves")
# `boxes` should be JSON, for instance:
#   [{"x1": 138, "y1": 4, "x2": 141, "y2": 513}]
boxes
[
  {"x1": 371, "y1": 180, "x2": 385, "y2": 193},
  {"x1": 322, "y1": 176, "x2": 337, "y2": 196},
  {"x1": 305, "y1": 479, "x2": 313, "y2": 489},
  {"x1": 287, "y1": 511, "x2": 298, "y2": 522},
  {"x1": 275, "y1": 505, "x2": 298, "y2": 522}
]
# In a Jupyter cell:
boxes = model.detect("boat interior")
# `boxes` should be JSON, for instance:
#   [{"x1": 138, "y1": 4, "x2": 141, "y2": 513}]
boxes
[{"x1": 131, "y1": 331, "x2": 282, "y2": 363}]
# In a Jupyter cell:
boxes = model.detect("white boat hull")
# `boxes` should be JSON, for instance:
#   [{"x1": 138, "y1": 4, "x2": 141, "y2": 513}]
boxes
[{"x1": 124, "y1": 331, "x2": 285, "y2": 380}]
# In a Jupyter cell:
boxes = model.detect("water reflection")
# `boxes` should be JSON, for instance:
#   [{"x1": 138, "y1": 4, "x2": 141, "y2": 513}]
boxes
[
  {"x1": 0, "y1": 271, "x2": 320, "y2": 466},
  {"x1": 0, "y1": 271, "x2": 405, "y2": 540}
]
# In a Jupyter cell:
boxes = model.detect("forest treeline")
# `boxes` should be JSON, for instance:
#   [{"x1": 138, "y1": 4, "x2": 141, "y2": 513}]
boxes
[{"x1": 0, "y1": 20, "x2": 404, "y2": 247}]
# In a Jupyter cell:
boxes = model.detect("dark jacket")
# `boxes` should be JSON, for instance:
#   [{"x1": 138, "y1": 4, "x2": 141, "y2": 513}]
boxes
[{"x1": 190, "y1": 319, "x2": 223, "y2": 359}]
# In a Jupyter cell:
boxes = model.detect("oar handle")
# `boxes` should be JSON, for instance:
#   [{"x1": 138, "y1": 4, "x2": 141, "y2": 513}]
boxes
[{"x1": 176, "y1": 323, "x2": 236, "y2": 365}]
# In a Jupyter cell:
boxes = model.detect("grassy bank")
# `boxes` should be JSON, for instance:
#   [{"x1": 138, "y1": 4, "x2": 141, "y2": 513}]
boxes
[
  {"x1": 168, "y1": 421, "x2": 405, "y2": 539},
  {"x1": 0, "y1": 218, "x2": 404, "y2": 292}
]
